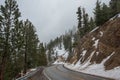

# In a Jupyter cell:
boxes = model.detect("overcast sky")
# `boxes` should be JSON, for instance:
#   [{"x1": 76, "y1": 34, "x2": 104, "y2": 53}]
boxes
[{"x1": 0, "y1": 0, "x2": 110, "y2": 43}]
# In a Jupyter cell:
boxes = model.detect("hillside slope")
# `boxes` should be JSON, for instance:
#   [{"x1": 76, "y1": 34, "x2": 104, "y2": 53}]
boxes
[
  {"x1": 71, "y1": 16, "x2": 120, "y2": 69},
  {"x1": 65, "y1": 14, "x2": 120, "y2": 80}
]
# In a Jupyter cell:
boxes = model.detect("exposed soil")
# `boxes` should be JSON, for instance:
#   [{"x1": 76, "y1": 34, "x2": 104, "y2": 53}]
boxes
[{"x1": 70, "y1": 18, "x2": 120, "y2": 70}]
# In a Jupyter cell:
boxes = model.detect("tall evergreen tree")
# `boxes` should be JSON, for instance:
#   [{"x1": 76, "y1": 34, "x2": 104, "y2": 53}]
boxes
[
  {"x1": 82, "y1": 8, "x2": 89, "y2": 34},
  {"x1": 94, "y1": 0, "x2": 102, "y2": 26},
  {"x1": 23, "y1": 19, "x2": 39, "y2": 73},
  {"x1": 109, "y1": 0, "x2": 120, "y2": 17},
  {"x1": 101, "y1": 3, "x2": 110, "y2": 24},
  {"x1": 37, "y1": 43, "x2": 47, "y2": 66},
  {"x1": 0, "y1": 0, "x2": 47, "y2": 79},
  {"x1": 76, "y1": 7, "x2": 82, "y2": 34},
  {"x1": 0, "y1": 0, "x2": 21, "y2": 79},
  {"x1": 88, "y1": 17, "x2": 96, "y2": 31},
  {"x1": 10, "y1": 20, "x2": 24, "y2": 79}
]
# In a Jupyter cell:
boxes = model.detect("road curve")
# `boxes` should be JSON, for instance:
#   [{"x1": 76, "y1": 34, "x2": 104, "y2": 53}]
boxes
[{"x1": 44, "y1": 65, "x2": 114, "y2": 80}]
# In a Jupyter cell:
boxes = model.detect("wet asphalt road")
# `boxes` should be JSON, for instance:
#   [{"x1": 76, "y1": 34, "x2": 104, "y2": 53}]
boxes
[{"x1": 44, "y1": 65, "x2": 114, "y2": 80}]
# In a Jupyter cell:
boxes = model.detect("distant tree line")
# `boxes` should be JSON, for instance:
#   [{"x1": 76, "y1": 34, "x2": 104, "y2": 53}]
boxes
[{"x1": 0, "y1": 0, "x2": 47, "y2": 80}]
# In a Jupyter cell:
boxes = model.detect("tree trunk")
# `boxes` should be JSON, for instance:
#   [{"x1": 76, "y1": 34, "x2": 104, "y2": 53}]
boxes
[
  {"x1": 0, "y1": 25, "x2": 10, "y2": 80},
  {"x1": 24, "y1": 34, "x2": 27, "y2": 74},
  {"x1": 24, "y1": 51, "x2": 27, "y2": 74},
  {"x1": 0, "y1": 52, "x2": 7, "y2": 80}
]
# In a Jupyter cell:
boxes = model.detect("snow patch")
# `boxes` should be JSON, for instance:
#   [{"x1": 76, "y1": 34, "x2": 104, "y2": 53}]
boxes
[
  {"x1": 92, "y1": 37, "x2": 95, "y2": 41},
  {"x1": 96, "y1": 52, "x2": 99, "y2": 56},
  {"x1": 65, "y1": 52, "x2": 120, "y2": 80},
  {"x1": 53, "y1": 43, "x2": 69, "y2": 64},
  {"x1": 93, "y1": 39, "x2": 99, "y2": 48},
  {"x1": 91, "y1": 27, "x2": 99, "y2": 33},
  {"x1": 53, "y1": 43, "x2": 68, "y2": 60},
  {"x1": 53, "y1": 60, "x2": 65, "y2": 64},
  {"x1": 100, "y1": 31, "x2": 103, "y2": 37},
  {"x1": 30, "y1": 68, "x2": 36, "y2": 72},
  {"x1": 66, "y1": 51, "x2": 95, "y2": 70},
  {"x1": 72, "y1": 37, "x2": 74, "y2": 43},
  {"x1": 81, "y1": 50, "x2": 87, "y2": 56},
  {"x1": 79, "y1": 51, "x2": 95, "y2": 69}
]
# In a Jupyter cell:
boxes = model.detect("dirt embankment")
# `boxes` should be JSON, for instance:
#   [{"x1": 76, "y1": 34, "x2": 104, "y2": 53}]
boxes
[{"x1": 70, "y1": 18, "x2": 120, "y2": 70}]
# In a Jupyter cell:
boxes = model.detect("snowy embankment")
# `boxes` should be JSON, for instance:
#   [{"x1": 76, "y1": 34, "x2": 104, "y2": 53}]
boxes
[
  {"x1": 64, "y1": 52, "x2": 120, "y2": 80},
  {"x1": 64, "y1": 27, "x2": 120, "y2": 80}
]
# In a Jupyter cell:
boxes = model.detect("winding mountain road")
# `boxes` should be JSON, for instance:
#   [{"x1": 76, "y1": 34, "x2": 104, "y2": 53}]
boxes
[{"x1": 44, "y1": 65, "x2": 114, "y2": 80}]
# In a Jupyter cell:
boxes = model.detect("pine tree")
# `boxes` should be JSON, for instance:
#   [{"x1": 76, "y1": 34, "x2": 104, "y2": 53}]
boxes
[
  {"x1": 76, "y1": 7, "x2": 82, "y2": 34},
  {"x1": 0, "y1": 14, "x2": 4, "y2": 64},
  {"x1": 0, "y1": 0, "x2": 47, "y2": 79},
  {"x1": 82, "y1": 8, "x2": 89, "y2": 34},
  {"x1": 88, "y1": 17, "x2": 96, "y2": 31},
  {"x1": 10, "y1": 20, "x2": 24, "y2": 79},
  {"x1": 38, "y1": 43, "x2": 47, "y2": 66},
  {"x1": 0, "y1": 0, "x2": 21, "y2": 79},
  {"x1": 101, "y1": 3, "x2": 110, "y2": 24},
  {"x1": 94, "y1": 0, "x2": 102, "y2": 26},
  {"x1": 109, "y1": 0, "x2": 120, "y2": 17},
  {"x1": 23, "y1": 19, "x2": 39, "y2": 73}
]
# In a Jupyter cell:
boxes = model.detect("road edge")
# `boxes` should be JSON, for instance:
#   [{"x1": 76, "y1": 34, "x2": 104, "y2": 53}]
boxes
[
  {"x1": 16, "y1": 68, "x2": 39, "y2": 80},
  {"x1": 43, "y1": 69, "x2": 52, "y2": 80},
  {"x1": 63, "y1": 64, "x2": 115, "y2": 80}
]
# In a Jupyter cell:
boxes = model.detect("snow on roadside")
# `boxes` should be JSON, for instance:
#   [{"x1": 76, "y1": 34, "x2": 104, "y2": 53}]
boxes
[
  {"x1": 53, "y1": 60, "x2": 65, "y2": 64},
  {"x1": 65, "y1": 51, "x2": 95, "y2": 70},
  {"x1": 26, "y1": 68, "x2": 37, "y2": 75},
  {"x1": 65, "y1": 52, "x2": 120, "y2": 80},
  {"x1": 79, "y1": 51, "x2": 95, "y2": 70},
  {"x1": 30, "y1": 68, "x2": 37, "y2": 72}
]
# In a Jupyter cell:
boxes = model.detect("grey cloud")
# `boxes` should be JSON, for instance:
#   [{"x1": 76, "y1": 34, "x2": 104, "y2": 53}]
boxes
[{"x1": 0, "y1": 0, "x2": 110, "y2": 43}]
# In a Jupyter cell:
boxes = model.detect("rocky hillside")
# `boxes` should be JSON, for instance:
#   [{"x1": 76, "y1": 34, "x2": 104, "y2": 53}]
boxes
[{"x1": 69, "y1": 14, "x2": 120, "y2": 70}]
